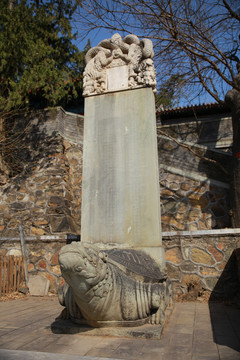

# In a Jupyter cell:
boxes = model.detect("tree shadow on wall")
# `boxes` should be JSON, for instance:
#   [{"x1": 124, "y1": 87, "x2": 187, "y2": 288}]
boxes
[
  {"x1": 208, "y1": 249, "x2": 240, "y2": 353},
  {"x1": 1, "y1": 109, "x2": 62, "y2": 184}
]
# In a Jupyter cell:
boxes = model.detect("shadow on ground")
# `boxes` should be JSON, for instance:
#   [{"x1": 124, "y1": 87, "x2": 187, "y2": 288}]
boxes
[{"x1": 209, "y1": 248, "x2": 240, "y2": 353}]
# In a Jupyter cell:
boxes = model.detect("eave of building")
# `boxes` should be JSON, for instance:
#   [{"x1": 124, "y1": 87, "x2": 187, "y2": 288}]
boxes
[{"x1": 157, "y1": 102, "x2": 231, "y2": 121}]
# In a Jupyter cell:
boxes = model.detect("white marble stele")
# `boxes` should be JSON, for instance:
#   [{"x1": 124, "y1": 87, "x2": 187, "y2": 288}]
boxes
[{"x1": 81, "y1": 87, "x2": 165, "y2": 268}]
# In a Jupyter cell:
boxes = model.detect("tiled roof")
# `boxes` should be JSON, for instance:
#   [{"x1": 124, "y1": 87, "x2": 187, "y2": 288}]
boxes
[{"x1": 157, "y1": 102, "x2": 231, "y2": 120}]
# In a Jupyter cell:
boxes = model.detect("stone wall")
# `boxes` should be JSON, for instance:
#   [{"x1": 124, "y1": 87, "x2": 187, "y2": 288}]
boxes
[
  {"x1": 163, "y1": 229, "x2": 240, "y2": 300},
  {"x1": 0, "y1": 107, "x2": 233, "y2": 237},
  {"x1": 160, "y1": 169, "x2": 230, "y2": 232},
  {"x1": 0, "y1": 237, "x2": 66, "y2": 293},
  {"x1": 157, "y1": 112, "x2": 232, "y2": 149},
  {"x1": 0, "y1": 230, "x2": 239, "y2": 298},
  {"x1": 0, "y1": 108, "x2": 82, "y2": 237},
  {"x1": 158, "y1": 112, "x2": 232, "y2": 231}
]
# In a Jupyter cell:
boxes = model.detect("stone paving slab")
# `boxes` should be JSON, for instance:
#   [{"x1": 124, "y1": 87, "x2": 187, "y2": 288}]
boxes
[
  {"x1": 50, "y1": 318, "x2": 167, "y2": 340},
  {"x1": 0, "y1": 297, "x2": 240, "y2": 360},
  {"x1": 0, "y1": 349, "x2": 122, "y2": 360}
]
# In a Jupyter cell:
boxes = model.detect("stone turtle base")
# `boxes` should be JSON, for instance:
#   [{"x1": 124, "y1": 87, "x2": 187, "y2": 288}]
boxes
[{"x1": 49, "y1": 307, "x2": 173, "y2": 339}]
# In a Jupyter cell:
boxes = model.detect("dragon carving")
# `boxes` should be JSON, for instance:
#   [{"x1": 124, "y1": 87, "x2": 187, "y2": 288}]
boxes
[{"x1": 83, "y1": 33, "x2": 157, "y2": 96}]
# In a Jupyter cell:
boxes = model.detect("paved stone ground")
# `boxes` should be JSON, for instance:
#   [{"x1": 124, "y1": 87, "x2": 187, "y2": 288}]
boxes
[{"x1": 0, "y1": 297, "x2": 240, "y2": 360}]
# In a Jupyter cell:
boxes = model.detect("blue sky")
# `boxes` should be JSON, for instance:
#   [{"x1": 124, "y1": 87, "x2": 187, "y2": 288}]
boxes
[{"x1": 73, "y1": 27, "x2": 115, "y2": 50}]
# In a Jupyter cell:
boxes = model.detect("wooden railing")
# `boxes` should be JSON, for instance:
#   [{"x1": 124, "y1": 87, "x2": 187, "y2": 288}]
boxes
[{"x1": 0, "y1": 256, "x2": 25, "y2": 296}]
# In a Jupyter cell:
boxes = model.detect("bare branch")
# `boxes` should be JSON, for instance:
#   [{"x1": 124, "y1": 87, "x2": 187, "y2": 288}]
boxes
[{"x1": 157, "y1": 128, "x2": 229, "y2": 176}]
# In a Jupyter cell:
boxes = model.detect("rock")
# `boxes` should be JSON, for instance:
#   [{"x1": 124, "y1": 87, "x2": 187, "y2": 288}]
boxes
[
  {"x1": 28, "y1": 274, "x2": 50, "y2": 296},
  {"x1": 31, "y1": 227, "x2": 46, "y2": 236},
  {"x1": 10, "y1": 202, "x2": 26, "y2": 210},
  {"x1": 165, "y1": 247, "x2": 183, "y2": 264},
  {"x1": 208, "y1": 245, "x2": 224, "y2": 262},
  {"x1": 7, "y1": 249, "x2": 22, "y2": 256},
  {"x1": 33, "y1": 218, "x2": 48, "y2": 226},
  {"x1": 205, "y1": 277, "x2": 219, "y2": 290},
  {"x1": 44, "y1": 273, "x2": 58, "y2": 293},
  {"x1": 49, "y1": 215, "x2": 78, "y2": 233},
  {"x1": 50, "y1": 251, "x2": 59, "y2": 266},
  {"x1": 18, "y1": 286, "x2": 29, "y2": 295},
  {"x1": 166, "y1": 263, "x2": 181, "y2": 280},
  {"x1": 190, "y1": 248, "x2": 213, "y2": 265},
  {"x1": 36, "y1": 259, "x2": 47, "y2": 270},
  {"x1": 180, "y1": 261, "x2": 197, "y2": 272},
  {"x1": 27, "y1": 263, "x2": 35, "y2": 272}
]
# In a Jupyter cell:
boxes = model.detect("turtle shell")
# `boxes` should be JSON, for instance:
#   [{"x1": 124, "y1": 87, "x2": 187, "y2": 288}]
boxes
[{"x1": 104, "y1": 248, "x2": 166, "y2": 283}]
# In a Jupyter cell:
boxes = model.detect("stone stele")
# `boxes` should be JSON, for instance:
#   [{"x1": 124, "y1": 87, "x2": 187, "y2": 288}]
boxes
[{"x1": 59, "y1": 33, "x2": 172, "y2": 327}]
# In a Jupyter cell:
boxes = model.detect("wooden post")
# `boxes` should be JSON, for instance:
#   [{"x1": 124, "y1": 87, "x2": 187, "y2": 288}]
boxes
[
  {"x1": 13, "y1": 257, "x2": 17, "y2": 291},
  {"x1": 19, "y1": 225, "x2": 29, "y2": 286},
  {"x1": 3, "y1": 257, "x2": 6, "y2": 295},
  {"x1": 0, "y1": 257, "x2": 3, "y2": 296}
]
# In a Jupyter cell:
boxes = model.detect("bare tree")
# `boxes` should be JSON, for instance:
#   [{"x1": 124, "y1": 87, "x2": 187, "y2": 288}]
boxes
[
  {"x1": 75, "y1": 0, "x2": 240, "y2": 227},
  {"x1": 75, "y1": 0, "x2": 240, "y2": 102}
]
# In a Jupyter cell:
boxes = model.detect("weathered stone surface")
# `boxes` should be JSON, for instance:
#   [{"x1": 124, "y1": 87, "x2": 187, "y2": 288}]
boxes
[
  {"x1": 208, "y1": 245, "x2": 224, "y2": 262},
  {"x1": 83, "y1": 33, "x2": 156, "y2": 96},
  {"x1": 166, "y1": 263, "x2": 180, "y2": 280},
  {"x1": 164, "y1": 201, "x2": 178, "y2": 214},
  {"x1": 0, "y1": 204, "x2": 8, "y2": 213},
  {"x1": 190, "y1": 248, "x2": 213, "y2": 265},
  {"x1": 180, "y1": 261, "x2": 197, "y2": 272},
  {"x1": 188, "y1": 209, "x2": 201, "y2": 222},
  {"x1": 36, "y1": 258, "x2": 47, "y2": 270},
  {"x1": 161, "y1": 189, "x2": 176, "y2": 197},
  {"x1": 35, "y1": 199, "x2": 46, "y2": 207},
  {"x1": 44, "y1": 272, "x2": 58, "y2": 292},
  {"x1": 168, "y1": 182, "x2": 179, "y2": 191},
  {"x1": 50, "y1": 251, "x2": 59, "y2": 266},
  {"x1": 7, "y1": 248, "x2": 22, "y2": 256},
  {"x1": 169, "y1": 218, "x2": 185, "y2": 230},
  {"x1": 31, "y1": 227, "x2": 46, "y2": 236},
  {"x1": 48, "y1": 196, "x2": 65, "y2": 207},
  {"x1": 189, "y1": 223, "x2": 200, "y2": 231},
  {"x1": 205, "y1": 277, "x2": 219, "y2": 290},
  {"x1": 165, "y1": 247, "x2": 183, "y2": 264},
  {"x1": 49, "y1": 215, "x2": 77, "y2": 233},
  {"x1": 28, "y1": 274, "x2": 50, "y2": 296},
  {"x1": 82, "y1": 88, "x2": 162, "y2": 248},
  {"x1": 59, "y1": 243, "x2": 171, "y2": 326},
  {"x1": 27, "y1": 263, "x2": 35, "y2": 272},
  {"x1": 50, "y1": 265, "x2": 61, "y2": 275},
  {"x1": 33, "y1": 218, "x2": 48, "y2": 226},
  {"x1": 199, "y1": 267, "x2": 219, "y2": 276},
  {"x1": 180, "y1": 182, "x2": 191, "y2": 191},
  {"x1": 10, "y1": 202, "x2": 26, "y2": 210}
]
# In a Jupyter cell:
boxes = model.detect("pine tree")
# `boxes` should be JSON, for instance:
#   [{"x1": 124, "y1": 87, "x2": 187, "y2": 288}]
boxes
[{"x1": 0, "y1": 0, "x2": 86, "y2": 112}]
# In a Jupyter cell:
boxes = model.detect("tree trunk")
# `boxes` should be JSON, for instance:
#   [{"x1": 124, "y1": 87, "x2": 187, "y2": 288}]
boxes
[
  {"x1": 0, "y1": 118, "x2": 9, "y2": 185},
  {"x1": 232, "y1": 157, "x2": 240, "y2": 227},
  {"x1": 225, "y1": 66, "x2": 240, "y2": 227}
]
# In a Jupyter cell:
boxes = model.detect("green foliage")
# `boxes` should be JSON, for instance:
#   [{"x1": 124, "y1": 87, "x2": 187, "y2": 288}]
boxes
[
  {"x1": 0, "y1": 0, "x2": 86, "y2": 112},
  {"x1": 155, "y1": 74, "x2": 185, "y2": 109}
]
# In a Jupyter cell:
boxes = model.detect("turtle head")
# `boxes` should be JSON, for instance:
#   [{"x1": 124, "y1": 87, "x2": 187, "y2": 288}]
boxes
[{"x1": 59, "y1": 242, "x2": 108, "y2": 289}]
